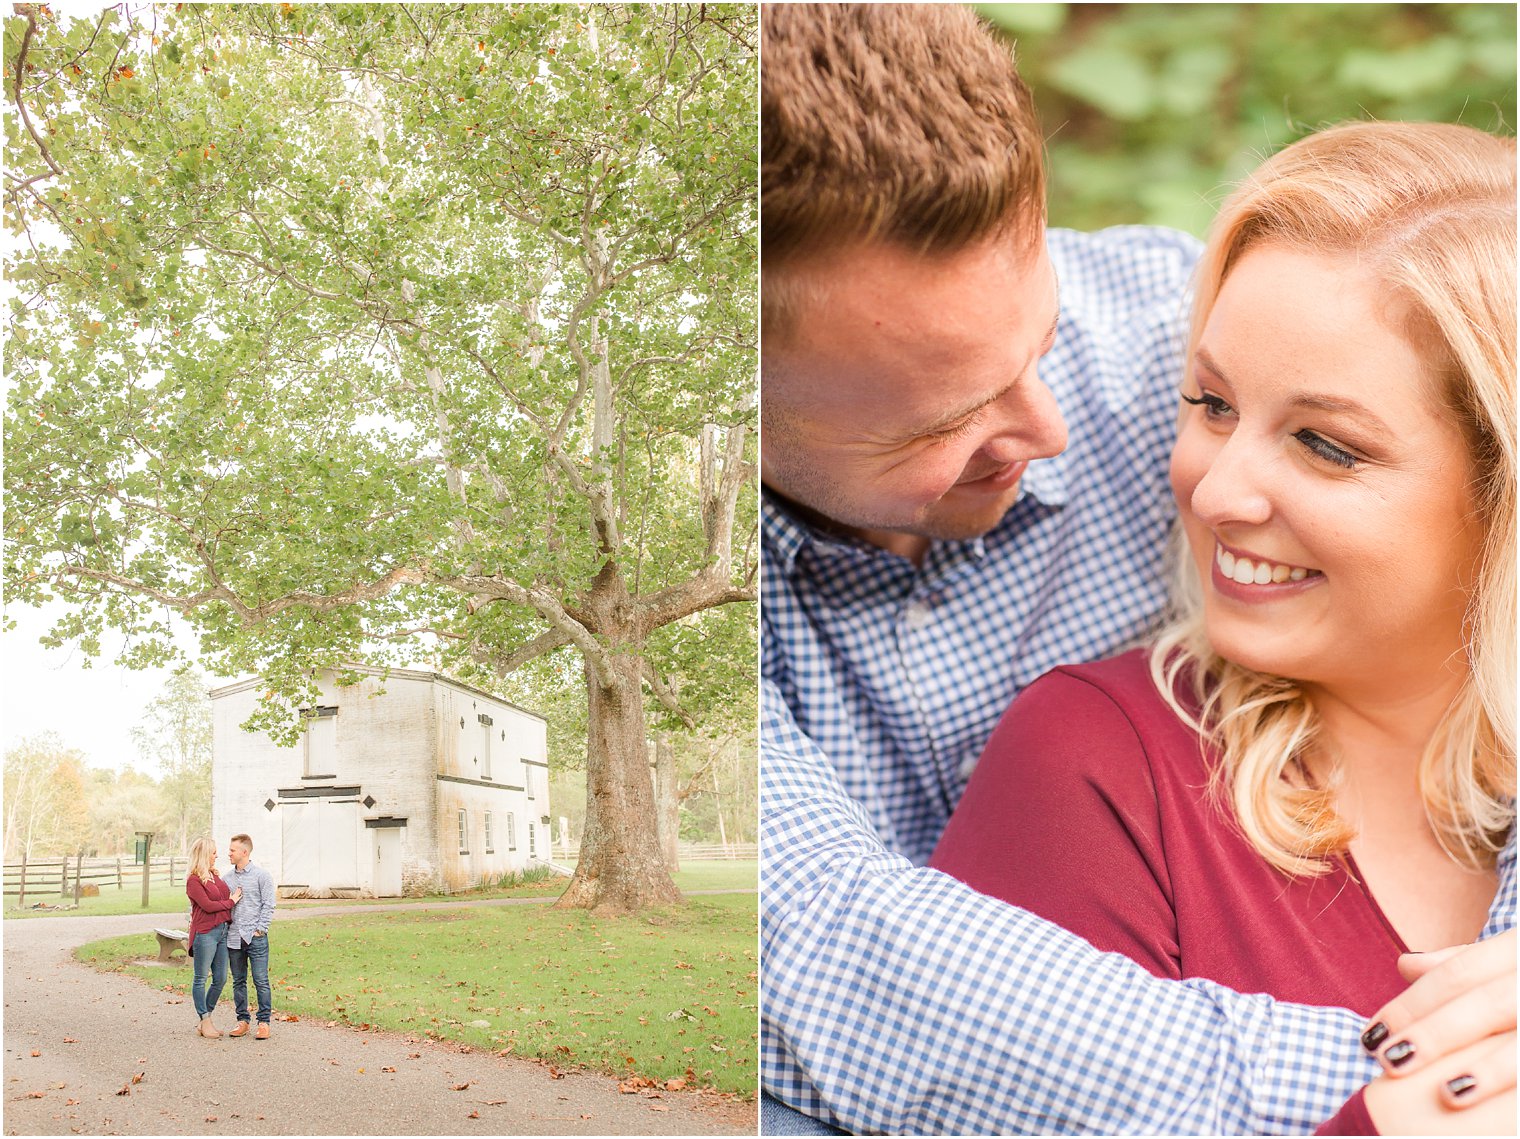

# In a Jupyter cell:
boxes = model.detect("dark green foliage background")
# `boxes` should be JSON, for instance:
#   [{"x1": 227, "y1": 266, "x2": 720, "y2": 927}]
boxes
[{"x1": 976, "y1": 3, "x2": 1517, "y2": 236}]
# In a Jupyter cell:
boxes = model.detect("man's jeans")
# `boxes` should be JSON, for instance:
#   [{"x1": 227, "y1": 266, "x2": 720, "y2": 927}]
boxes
[
  {"x1": 227, "y1": 933, "x2": 273, "y2": 1025},
  {"x1": 190, "y1": 926, "x2": 228, "y2": 1019},
  {"x1": 762, "y1": 1092, "x2": 847, "y2": 1135}
]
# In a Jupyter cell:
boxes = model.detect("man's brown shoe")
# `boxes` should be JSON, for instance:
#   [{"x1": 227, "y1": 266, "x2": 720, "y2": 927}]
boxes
[
  {"x1": 255, "y1": 1023, "x2": 270, "y2": 1040},
  {"x1": 229, "y1": 1022, "x2": 250, "y2": 1038}
]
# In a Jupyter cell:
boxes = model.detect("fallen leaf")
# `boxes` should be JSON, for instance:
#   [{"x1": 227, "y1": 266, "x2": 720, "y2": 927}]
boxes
[
  {"x1": 381, "y1": 1066, "x2": 396, "y2": 1073},
  {"x1": 665, "y1": 1078, "x2": 686, "y2": 1091},
  {"x1": 205, "y1": 1115, "x2": 218, "y2": 1123},
  {"x1": 450, "y1": 1082, "x2": 471, "y2": 1091},
  {"x1": 466, "y1": 1111, "x2": 480, "y2": 1120},
  {"x1": 408, "y1": 1052, "x2": 421, "y2": 1059},
  {"x1": 115, "y1": 1085, "x2": 130, "y2": 1097},
  {"x1": 130, "y1": 1073, "x2": 144, "y2": 1085},
  {"x1": 52, "y1": 1082, "x2": 65, "y2": 1090},
  {"x1": 548, "y1": 1066, "x2": 564, "y2": 1080},
  {"x1": 66, "y1": 1098, "x2": 79, "y2": 1106},
  {"x1": 650, "y1": 1104, "x2": 670, "y2": 1112},
  {"x1": 24, "y1": 1091, "x2": 44, "y2": 1099},
  {"x1": 29, "y1": 1050, "x2": 40, "y2": 1057},
  {"x1": 61, "y1": 1038, "x2": 78, "y2": 1044}
]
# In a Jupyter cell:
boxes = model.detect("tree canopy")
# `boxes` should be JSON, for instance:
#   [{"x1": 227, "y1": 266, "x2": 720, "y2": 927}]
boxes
[{"x1": 5, "y1": 2, "x2": 758, "y2": 911}]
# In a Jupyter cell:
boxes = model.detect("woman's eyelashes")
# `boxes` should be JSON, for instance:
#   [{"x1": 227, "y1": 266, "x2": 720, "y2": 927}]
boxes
[
  {"x1": 1181, "y1": 390, "x2": 1362, "y2": 470},
  {"x1": 1180, "y1": 391, "x2": 1234, "y2": 419},
  {"x1": 1293, "y1": 429, "x2": 1359, "y2": 469}
]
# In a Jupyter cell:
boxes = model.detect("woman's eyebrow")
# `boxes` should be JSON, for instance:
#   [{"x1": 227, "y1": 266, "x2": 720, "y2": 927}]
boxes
[{"x1": 1194, "y1": 344, "x2": 1392, "y2": 434}]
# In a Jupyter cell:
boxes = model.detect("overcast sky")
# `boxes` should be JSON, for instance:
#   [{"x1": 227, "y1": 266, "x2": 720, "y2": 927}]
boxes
[{"x1": 2, "y1": 601, "x2": 210, "y2": 775}]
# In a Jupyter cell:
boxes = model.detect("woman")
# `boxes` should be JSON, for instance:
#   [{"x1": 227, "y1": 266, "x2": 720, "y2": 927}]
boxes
[
  {"x1": 933, "y1": 121, "x2": 1515, "y2": 1133},
  {"x1": 186, "y1": 836, "x2": 241, "y2": 1039}
]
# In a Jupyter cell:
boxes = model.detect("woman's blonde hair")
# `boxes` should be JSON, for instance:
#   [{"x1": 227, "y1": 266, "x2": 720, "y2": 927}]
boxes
[
  {"x1": 188, "y1": 836, "x2": 220, "y2": 884},
  {"x1": 1152, "y1": 121, "x2": 1516, "y2": 877}
]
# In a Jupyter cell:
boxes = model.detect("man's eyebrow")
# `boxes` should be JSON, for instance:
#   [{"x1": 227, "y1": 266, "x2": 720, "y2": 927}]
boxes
[
  {"x1": 898, "y1": 289, "x2": 1062, "y2": 440},
  {"x1": 1193, "y1": 345, "x2": 1393, "y2": 433}
]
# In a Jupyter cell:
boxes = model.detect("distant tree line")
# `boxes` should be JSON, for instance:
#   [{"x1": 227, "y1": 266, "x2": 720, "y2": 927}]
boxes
[{"x1": 2, "y1": 668, "x2": 211, "y2": 859}]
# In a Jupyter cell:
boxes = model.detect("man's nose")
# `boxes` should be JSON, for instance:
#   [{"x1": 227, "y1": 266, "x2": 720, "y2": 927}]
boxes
[{"x1": 981, "y1": 375, "x2": 1068, "y2": 462}]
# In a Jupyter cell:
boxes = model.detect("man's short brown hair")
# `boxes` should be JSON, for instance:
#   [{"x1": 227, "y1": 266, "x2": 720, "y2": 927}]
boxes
[
  {"x1": 230, "y1": 833, "x2": 252, "y2": 850},
  {"x1": 763, "y1": 5, "x2": 1046, "y2": 336}
]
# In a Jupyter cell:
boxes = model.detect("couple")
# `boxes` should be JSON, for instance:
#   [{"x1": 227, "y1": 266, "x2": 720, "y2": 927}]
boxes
[
  {"x1": 761, "y1": 5, "x2": 1514, "y2": 1135},
  {"x1": 185, "y1": 833, "x2": 276, "y2": 1040}
]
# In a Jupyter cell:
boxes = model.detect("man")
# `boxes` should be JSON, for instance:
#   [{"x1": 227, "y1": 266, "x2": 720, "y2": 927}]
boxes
[
  {"x1": 759, "y1": 6, "x2": 1516, "y2": 1135},
  {"x1": 225, "y1": 833, "x2": 276, "y2": 1040}
]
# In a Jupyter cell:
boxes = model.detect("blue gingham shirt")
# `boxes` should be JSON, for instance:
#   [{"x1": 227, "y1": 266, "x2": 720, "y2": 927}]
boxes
[
  {"x1": 760, "y1": 226, "x2": 1517, "y2": 1134},
  {"x1": 226, "y1": 861, "x2": 276, "y2": 948}
]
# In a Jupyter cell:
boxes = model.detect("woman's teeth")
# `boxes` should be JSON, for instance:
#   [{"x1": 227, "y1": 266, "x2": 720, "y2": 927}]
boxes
[{"x1": 1217, "y1": 546, "x2": 1311, "y2": 585}]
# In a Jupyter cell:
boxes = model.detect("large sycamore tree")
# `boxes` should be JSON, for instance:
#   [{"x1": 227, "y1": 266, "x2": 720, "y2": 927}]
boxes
[{"x1": 4, "y1": 3, "x2": 758, "y2": 912}]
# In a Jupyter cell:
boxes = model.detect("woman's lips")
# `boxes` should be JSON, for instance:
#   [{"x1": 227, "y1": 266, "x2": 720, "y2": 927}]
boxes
[{"x1": 1209, "y1": 540, "x2": 1324, "y2": 602}]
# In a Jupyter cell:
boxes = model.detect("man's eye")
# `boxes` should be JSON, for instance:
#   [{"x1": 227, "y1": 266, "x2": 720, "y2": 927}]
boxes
[{"x1": 924, "y1": 410, "x2": 984, "y2": 441}]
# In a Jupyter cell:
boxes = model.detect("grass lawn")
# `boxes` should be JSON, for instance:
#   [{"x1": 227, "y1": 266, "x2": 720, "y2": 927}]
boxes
[
  {"x1": 6, "y1": 877, "x2": 190, "y2": 919},
  {"x1": 75, "y1": 893, "x2": 758, "y2": 1095},
  {"x1": 277, "y1": 859, "x2": 758, "y2": 910}
]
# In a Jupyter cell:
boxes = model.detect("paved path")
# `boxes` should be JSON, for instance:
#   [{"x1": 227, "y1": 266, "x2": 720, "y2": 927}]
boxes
[{"x1": 3, "y1": 899, "x2": 756, "y2": 1136}]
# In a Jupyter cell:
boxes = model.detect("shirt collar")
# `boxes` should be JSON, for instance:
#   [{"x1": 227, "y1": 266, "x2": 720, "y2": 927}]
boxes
[{"x1": 762, "y1": 455, "x2": 1069, "y2": 578}]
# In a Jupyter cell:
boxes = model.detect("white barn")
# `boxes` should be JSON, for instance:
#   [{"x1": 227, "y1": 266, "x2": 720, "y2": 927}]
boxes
[{"x1": 210, "y1": 666, "x2": 551, "y2": 897}]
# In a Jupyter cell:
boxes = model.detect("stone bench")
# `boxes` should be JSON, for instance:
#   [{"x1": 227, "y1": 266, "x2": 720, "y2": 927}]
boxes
[{"x1": 153, "y1": 928, "x2": 189, "y2": 963}]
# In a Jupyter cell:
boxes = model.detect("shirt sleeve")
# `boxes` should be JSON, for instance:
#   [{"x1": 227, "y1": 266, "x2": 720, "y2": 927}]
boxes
[
  {"x1": 761, "y1": 676, "x2": 1380, "y2": 1135},
  {"x1": 1313, "y1": 1087, "x2": 1378, "y2": 1135},
  {"x1": 931, "y1": 668, "x2": 1181, "y2": 980},
  {"x1": 256, "y1": 869, "x2": 276, "y2": 930}
]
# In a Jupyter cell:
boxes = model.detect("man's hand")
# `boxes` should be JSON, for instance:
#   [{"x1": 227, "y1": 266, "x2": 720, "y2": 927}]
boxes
[{"x1": 1360, "y1": 931, "x2": 1515, "y2": 1109}]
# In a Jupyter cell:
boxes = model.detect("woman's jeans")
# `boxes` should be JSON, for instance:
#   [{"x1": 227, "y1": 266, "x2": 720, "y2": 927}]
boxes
[{"x1": 191, "y1": 925, "x2": 229, "y2": 1019}]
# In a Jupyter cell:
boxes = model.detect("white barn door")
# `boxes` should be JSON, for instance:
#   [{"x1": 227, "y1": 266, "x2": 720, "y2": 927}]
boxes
[
  {"x1": 373, "y1": 828, "x2": 402, "y2": 897},
  {"x1": 318, "y1": 799, "x2": 359, "y2": 891},
  {"x1": 281, "y1": 802, "x2": 317, "y2": 889}
]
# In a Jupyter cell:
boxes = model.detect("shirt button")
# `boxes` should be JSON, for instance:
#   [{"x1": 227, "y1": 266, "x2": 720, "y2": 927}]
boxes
[{"x1": 903, "y1": 600, "x2": 934, "y2": 630}]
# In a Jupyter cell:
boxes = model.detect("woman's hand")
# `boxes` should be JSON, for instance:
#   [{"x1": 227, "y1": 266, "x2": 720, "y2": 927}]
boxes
[
  {"x1": 231, "y1": 887, "x2": 243, "y2": 903},
  {"x1": 1360, "y1": 931, "x2": 1515, "y2": 1111},
  {"x1": 1364, "y1": 1034, "x2": 1516, "y2": 1135}
]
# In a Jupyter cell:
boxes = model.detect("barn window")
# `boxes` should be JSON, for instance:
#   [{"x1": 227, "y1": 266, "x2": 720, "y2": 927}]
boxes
[
  {"x1": 478, "y1": 715, "x2": 493, "y2": 780},
  {"x1": 484, "y1": 811, "x2": 494, "y2": 854},
  {"x1": 456, "y1": 808, "x2": 468, "y2": 855},
  {"x1": 302, "y1": 705, "x2": 338, "y2": 778},
  {"x1": 525, "y1": 763, "x2": 536, "y2": 799},
  {"x1": 506, "y1": 812, "x2": 517, "y2": 851}
]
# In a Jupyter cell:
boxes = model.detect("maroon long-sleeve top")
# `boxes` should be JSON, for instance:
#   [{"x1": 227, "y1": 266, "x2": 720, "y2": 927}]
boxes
[
  {"x1": 186, "y1": 871, "x2": 234, "y2": 938},
  {"x1": 932, "y1": 649, "x2": 1436, "y2": 1137}
]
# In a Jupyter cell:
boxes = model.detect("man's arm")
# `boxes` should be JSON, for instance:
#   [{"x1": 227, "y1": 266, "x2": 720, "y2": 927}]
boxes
[
  {"x1": 256, "y1": 868, "x2": 276, "y2": 932},
  {"x1": 761, "y1": 678, "x2": 1380, "y2": 1135}
]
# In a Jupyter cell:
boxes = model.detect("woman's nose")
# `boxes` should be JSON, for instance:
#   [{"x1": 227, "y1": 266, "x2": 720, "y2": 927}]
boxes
[{"x1": 1188, "y1": 433, "x2": 1274, "y2": 529}]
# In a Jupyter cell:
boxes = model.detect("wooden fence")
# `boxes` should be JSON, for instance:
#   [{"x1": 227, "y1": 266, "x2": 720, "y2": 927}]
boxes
[{"x1": 3, "y1": 855, "x2": 186, "y2": 907}]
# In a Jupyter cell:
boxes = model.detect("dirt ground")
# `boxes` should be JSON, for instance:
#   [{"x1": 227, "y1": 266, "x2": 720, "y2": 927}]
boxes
[{"x1": 3, "y1": 902, "x2": 756, "y2": 1136}]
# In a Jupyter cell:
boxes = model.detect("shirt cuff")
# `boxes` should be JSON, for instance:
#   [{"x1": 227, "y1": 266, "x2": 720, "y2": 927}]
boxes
[{"x1": 1314, "y1": 1086, "x2": 1378, "y2": 1136}]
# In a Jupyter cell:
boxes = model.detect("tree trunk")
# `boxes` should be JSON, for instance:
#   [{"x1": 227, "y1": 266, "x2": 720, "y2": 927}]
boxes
[
  {"x1": 652, "y1": 732, "x2": 681, "y2": 873},
  {"x1": 555, "y1": 648, "x2": 683, "y2": 914}
]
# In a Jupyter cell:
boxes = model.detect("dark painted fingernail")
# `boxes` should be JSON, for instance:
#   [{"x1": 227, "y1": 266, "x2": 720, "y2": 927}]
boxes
[
  {"x1": 1360, "y1": 1022, "x2": 1389, "y2": 1051},
  {"x1": 1446, "y1": 1075, "x2": 1478, "y2": 1099},
  {"x1": 1385, "y1": 1040, "x2": 1417, "y2": 1067}
]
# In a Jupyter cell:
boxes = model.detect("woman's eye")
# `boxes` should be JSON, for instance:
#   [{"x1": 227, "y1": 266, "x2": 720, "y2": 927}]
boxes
[
  {"x1": 1294, "y1": 429, "x2": 1359, "y2": 469},
  {"x1": 1180, "y1": 391, "x2": 1234, "y2": 419}
]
